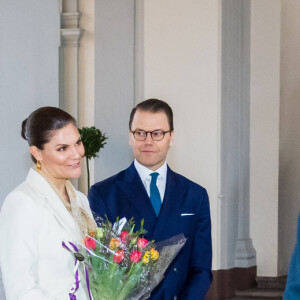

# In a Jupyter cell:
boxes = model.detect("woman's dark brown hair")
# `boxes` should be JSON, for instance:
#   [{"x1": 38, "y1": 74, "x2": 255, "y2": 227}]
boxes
[{"x1": 21, "y1": 106, "x2": 76, "y2": 163}]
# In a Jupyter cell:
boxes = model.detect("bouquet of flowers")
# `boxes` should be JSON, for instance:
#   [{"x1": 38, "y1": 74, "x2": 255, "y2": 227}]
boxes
[{"x1": 64, "y1": 217, "x2": 186, "y2": 300}]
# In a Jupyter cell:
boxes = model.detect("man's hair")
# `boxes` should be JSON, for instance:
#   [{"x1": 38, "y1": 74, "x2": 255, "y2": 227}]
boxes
[{"x1": 129, "y1": 98, "x2": 174, "y2": 131}]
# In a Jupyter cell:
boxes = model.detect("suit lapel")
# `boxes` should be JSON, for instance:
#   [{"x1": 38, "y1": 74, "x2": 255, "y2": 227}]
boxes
[
  {"x1": 116, "y1": 163, "x2": 157, "y2": 230},
  {"x1": 26, "y1": 169, "x2": 82, "y2": 241}
]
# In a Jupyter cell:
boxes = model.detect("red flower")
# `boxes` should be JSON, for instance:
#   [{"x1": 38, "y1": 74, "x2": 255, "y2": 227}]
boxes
[
  {"x1": 113, "y1": 250, "x2": 125, "y2": 263},
  {"x1": 130, "y1": 250, "x2": 142, "y2": 263},
  {"x1": 84, "y1": 236, "x2": 96, "y2": 250},
  {"x1": 120, "y1": 231, "x2": 129, "y2": 243},
  {"x1": 137, "y1": 238, "x2": 148, "y2": 249}
]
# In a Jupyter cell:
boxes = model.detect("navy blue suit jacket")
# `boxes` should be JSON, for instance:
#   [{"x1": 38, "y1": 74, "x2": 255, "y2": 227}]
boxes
[
  {"x1": 284, "y1": 213, "x2": 300, "y2": 299},
  {"x1": 88, "y1": 163, "x2": 212, "y2": 300}
]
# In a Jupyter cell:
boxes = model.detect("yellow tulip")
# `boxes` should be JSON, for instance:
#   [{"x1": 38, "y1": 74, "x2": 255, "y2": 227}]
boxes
[
  {"x1": 150, "y1": 248, "x2": 159, "y2": 260},
  {"x1": 143, "y1": 251, "x2": 150, "y2": 264}
]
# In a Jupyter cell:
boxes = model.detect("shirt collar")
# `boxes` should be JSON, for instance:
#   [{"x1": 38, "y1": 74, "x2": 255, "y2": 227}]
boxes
[{"x1": 134, "y1": 159, "x2": 167, "y2": 182}]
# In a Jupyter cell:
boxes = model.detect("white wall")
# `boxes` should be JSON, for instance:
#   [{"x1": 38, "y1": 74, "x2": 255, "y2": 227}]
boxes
[
  {"x1": 0, "y1": 0, "x2": 60, "y2": 297},
  {"x1": 0, "y1": 1, "x2": 60, "y2": 204},
  {"x1": 93, "y1": 0, "x2": 134, "y2": 182},
  {"x1": 250, "y1": 0, "x2": 281, "y2": 276},
  {"x1": 278, "y1": 0, "x2": 300, "y2": 275},
  {"x1": 139, "y1": 0, "x2": 220, "y2": 269}
]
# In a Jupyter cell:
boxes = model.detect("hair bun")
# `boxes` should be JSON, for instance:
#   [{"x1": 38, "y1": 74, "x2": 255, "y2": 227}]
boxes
[{"x1": 21, "y1": 118, "x2": 28, "y2": 141}]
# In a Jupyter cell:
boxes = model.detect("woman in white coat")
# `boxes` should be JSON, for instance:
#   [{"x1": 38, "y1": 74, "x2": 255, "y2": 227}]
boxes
[{"x1": 0, "y1": 107, "x2": 97, "y2": 300}]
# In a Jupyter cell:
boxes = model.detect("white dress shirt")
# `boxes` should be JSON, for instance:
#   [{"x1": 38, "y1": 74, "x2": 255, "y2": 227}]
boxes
[{"x1": 134, "y1": 159, "x2": 167, "y2": 203}]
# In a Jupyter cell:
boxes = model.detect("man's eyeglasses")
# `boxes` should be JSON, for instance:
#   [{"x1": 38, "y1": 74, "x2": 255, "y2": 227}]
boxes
[{"x1": 131, "y1": 130, "x2": 172, "y2": 141}]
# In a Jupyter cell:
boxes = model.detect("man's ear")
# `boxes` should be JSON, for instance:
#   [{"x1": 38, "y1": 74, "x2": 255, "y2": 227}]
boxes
[
  {"x1": 129, "y1": 131, "x2": 133, "y2": 146},
  {"x1": 169, "y1": 131, "x2": 174, "y2": 147},
  {"x1": 30, "y1": 146, "x2": 42, "y2": 162}
]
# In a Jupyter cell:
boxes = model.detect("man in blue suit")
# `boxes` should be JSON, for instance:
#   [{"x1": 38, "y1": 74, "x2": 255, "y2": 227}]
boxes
[{"x1": 89, "y1": 99, "x2": 212, "y2": 299}]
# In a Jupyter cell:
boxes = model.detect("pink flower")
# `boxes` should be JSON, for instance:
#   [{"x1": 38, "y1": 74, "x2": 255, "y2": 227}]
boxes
[
  {"x1": 137, "y1": 237, "x2": 148, "y2": 249},
  {"x1": 120, "y1": 231, "x2": 129, "y2": 243},
  {"x1": 130, "y1": 250, "x2": 142, "y2": 263},
  {"x1": 113, "y1": 250, "x2": 125, "y2": 263},
  {"x1": 84, "y1": 237, "x2": 96, "y2": 250}
]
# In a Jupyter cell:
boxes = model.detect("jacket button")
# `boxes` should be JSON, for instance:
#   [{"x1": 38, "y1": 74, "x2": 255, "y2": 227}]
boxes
[
  {"x1": 173, "y1": 268, "x2": 178, "y2": 272},
  {"x1": 174, "y1": 296, "x2": 178, "y2": 300}
]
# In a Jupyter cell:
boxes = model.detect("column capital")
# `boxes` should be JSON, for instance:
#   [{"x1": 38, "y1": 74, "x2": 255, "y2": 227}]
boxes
[
  {"x1": 61, "y1": 28, "x2": 83, "y2": 46},
  {"x1": 62, "y1": 12, "x2": 80, "y2": 28},
  {"x1": 60, "y1": 12, "x2": 82, "y2": 47}
]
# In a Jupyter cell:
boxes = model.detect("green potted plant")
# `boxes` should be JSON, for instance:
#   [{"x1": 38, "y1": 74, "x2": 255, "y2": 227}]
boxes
[{"x1": 79, "y1": 126, "x2": 108, "y2": 190}]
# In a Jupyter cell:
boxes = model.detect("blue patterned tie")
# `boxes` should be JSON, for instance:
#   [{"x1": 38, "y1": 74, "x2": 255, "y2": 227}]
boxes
[{"x1": 150, "y1": 172, "x2": 161, "y2": 216}]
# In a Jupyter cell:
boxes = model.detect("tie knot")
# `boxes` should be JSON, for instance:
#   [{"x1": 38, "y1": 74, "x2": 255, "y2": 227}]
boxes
[{"x1": 150, "y1": 172, "x2": 159, "y2": 182}]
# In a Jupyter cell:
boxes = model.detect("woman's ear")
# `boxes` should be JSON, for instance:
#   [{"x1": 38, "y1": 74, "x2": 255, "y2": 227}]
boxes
[{"x1": 30, "y1": 146, "x2": 42, "y2": 162}]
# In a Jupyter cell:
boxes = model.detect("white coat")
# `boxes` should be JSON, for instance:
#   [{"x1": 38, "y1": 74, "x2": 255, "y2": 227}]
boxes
[{"x1": 0, "y1": 168, "x2": 92, "y2": 300}]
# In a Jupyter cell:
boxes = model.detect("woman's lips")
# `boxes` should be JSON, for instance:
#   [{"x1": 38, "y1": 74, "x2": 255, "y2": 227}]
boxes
[{"x1": 68, "y1": 162, "x2": 81, "y2": 168}]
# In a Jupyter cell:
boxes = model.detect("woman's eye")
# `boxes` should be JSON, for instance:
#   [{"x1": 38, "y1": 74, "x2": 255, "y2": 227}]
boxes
[
  {"x1": 76, "y1": 139, "x2": 82, "y2": 145},
  {"x1": 58, "y1": 147, "x2": 66, "y2": 151}
]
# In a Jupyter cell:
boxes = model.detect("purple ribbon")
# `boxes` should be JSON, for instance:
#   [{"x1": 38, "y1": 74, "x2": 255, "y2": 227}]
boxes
[
  {"x1": 85, "y1": 265, "x2": 93, "y2": 300},
  {"x1": 69, "y1": 293, "x2": 77, "y2": 300},
  {"x1": 62, "y1": 241, "x2": 93, "y2": 300}
]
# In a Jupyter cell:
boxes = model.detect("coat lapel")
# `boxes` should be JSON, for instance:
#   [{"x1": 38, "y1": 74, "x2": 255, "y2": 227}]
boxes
[
  {"x1": 26, "y1": 169, "x2": 82, "y2": 241},
  {"x1": 116, "y1": 163, "x2": 157, "y2": 231}
]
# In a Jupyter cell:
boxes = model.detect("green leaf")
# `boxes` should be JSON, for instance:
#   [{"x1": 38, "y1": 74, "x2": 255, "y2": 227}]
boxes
[
  {"x1": 79, "y1": 126, "x2": 108, "y2": 160},
  {"x1": 78, "y1": 126, "x2": 108, "y2": 190}
]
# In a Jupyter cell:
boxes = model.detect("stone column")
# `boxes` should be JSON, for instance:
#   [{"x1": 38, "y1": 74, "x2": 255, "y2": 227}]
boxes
[
  {"x1": 60, "y1": 0, "x2": 83, "y2": 189},
  {"x1": 60, "y1": 2, "x2": 82, "y2": 120},
  {"x1": 233, "y1": 0, "x2": 256, "y2": 268},
  {"x1": 220, "y1": 0, "x2": 256, "y2": 269}
]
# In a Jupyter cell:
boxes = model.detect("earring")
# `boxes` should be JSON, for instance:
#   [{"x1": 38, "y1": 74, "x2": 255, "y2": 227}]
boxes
[{"x1": 36, "y1": 160, "x2": 42, "y2": 171}]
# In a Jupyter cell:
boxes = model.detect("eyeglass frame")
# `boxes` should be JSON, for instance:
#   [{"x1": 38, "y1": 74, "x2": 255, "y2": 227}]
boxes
[{"x1": 130, "y1": 129, "x2": 172, "y2": 141}]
